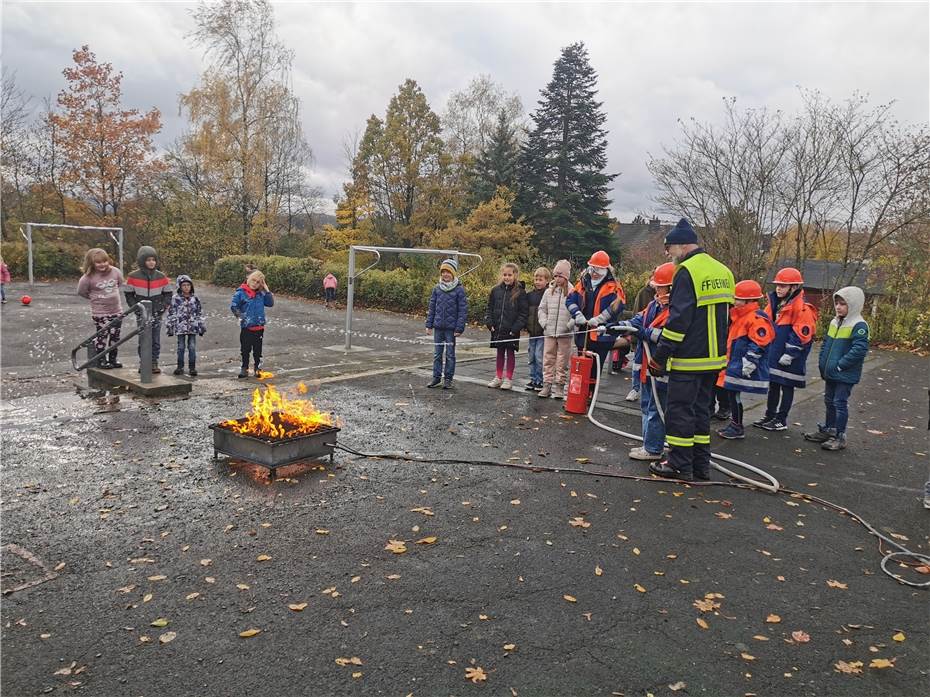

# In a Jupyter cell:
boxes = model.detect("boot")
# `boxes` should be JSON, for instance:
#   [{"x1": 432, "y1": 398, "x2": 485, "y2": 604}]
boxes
[
  {"x1": 538, "y1": 383, "x2": 552, "y2": 398},
  {"x1": 188, "y1": 362, "x2": 197, "y2": 377},
  {"x1": 108, "y1": 350, "x2": 122, "y2": 369},
  {"x1": 821, "y1": 433, "x2": 847, "y2": 451},
  {"x1": 151, "y1": 361, "x2": 161, "y2": 374},
  {"x1": 649, "y1": 460, "x2": 692, "y2": 481},
  {"x1": 238, "y1": 360, "x2": 249, "y2": 379},
  {"x1": 173, "y1": 363, "x2": 185, "y2": 376},
  {"x1": 803, "y1": 426, "x2": 835, "y2": 443}
]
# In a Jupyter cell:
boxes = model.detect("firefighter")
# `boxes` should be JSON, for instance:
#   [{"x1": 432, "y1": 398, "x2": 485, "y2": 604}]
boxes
[
  {"x1": 647, "y1": 219, "x2": 735, "y2": 481},
  {"x1": 566, "y1": 250, "x2": 625, "y2": 385}
]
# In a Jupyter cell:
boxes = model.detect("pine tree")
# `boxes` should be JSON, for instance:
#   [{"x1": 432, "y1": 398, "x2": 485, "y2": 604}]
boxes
[
  {"x1": 468, "y1": 109, "x2": 520, "y2": 206},
  {"x1": 517, "y1": 42, "x2": 617, "y2": 260}
]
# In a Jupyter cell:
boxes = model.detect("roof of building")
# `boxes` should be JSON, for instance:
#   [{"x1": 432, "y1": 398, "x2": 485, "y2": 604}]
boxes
[{"x1": 766, "y1": 259, "x2": 885, "y2": 295}]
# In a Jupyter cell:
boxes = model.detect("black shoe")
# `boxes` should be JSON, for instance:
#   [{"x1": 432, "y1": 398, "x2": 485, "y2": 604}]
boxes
[
  {"x1": 173, "y1": 366, "x2": 184, "y2": 375},
  {"x1": 443, "y1": 380, "x2": 454, "y2": 390},
  {"x1": 188, "y1": 367, "x2": 197, "y2": 376},
  {"x1": 649, "y1": 461, "x2": 692, "y2": 481},
  {"x1": 803, "y1": 427, "x2": 835, "y2": 443},
  {"x1": 238, "y1": 368, "x2": 248, "y2": 378},
  {"x1": 752, "y1": 416, "x2": 775, "y2": 429},
  {"x1": 426, "y1": 377, "x2": 442, "y2": 388},
  {"x1": 97, "y1": 360, "x2": 113, "y2": 369},
  {"x1": 763, "y1": 419, "x2": 787, "y2": 431},
  {"x1": 712, "y1": 409, "x2": 731, "y2": 421},
  {"x1": 108, "y1": 352, "x2": 122, "y2": 368},
  {"x1": 694, "y1": 470, "x2": 711, "y2": 482}
]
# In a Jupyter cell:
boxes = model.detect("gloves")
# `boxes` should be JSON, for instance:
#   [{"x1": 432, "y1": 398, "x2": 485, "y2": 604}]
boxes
[
  {"x1": 778, "y1": 354, "x2": 793, "y2": 367},
  {"x1": 596, "y1": 325, "x2": 607, "y2": 336},
  {"x1": 648, "y1": 328, "x2": 662, "y2": 343},
  {"x1": 608, "y1": 321, "x2": 636, "y2": 334},
  {"x1": 574, "y1": 315, "x2": 588, "y2": 327},
  {"x1": 647, "y1": 358, "x2": 666, "y2": 378},
  {"x1": 587, "y1": 316, "x2": 602, "y2": 328},
  {"x1": 741, "y1": 357, "x2": 756, "y2": 377}
]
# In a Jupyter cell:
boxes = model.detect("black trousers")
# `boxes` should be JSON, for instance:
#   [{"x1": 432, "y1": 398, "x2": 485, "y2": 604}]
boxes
[
  {"x1": 665, "y1": 372, "x2": 716, "y2": 477},
  {"x1": 240, "y1": 328, "x2": 264, "y2": 367}
]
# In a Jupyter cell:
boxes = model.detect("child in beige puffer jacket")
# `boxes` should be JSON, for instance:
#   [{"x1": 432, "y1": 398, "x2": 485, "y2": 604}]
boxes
[{"x1": 537, "y1": 259, "x2": 575, "y2": 399}]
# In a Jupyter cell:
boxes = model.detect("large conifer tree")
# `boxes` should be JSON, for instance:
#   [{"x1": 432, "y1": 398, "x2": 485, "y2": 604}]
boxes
[
  {"x1": 517, "y1": 42, "x2": 617, "y2": 260},
  {"x1": 468, "y1": 108, "x2": 520, "y2": 206}
]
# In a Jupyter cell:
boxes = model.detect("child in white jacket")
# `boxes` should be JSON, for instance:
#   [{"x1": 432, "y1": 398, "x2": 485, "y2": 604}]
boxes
[{"x1": 537, "y1": 259, "x2": 575, "y2": 399}]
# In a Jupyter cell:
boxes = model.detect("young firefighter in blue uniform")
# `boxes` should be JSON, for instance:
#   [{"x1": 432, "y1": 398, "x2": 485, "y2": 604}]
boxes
[
  {"x1": 566, "y1": 250, "x2": 624, "y2": 387},
  {"x1": 647, "y1": 219, "x2": 734, "y2": 482},
  {"x1": 715, "y1": 280, "x2": 774, "y2": 440},
  {"x1": 803, "y1": 286, "x2": 870, "y2": 451}
]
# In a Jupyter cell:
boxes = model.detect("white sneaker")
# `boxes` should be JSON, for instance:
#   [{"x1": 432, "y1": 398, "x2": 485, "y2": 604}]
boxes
[
  {"x1": 629, "y1": 447, "x2": 662, "y2": 461},
  {"x1": 500, "y1": 379, "x2": 512, "y2": 390},
  {"x1": 551, "y1": 384, "x2": 563, "y2": 399},
  {"x1": 625, "y1": 388, "x2": 640, "y2": 402},
  {"x1": 488, "y1": 377, "x2": 502, "y2": 388}
]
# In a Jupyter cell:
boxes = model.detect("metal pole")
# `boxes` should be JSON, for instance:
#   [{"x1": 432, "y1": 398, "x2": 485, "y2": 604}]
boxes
[
  {"x1": 26, "y1": 223, "x2": 33, "y2": 286},
  {"x1": 344, "y1": 246, "x2": 356, "y2": 350},
  {"x1": 118, "y1": 229, "x2": 124, "y2": 275},
  {"x1": 139, "y1": 302, "x2": 153, "y2": 385}
]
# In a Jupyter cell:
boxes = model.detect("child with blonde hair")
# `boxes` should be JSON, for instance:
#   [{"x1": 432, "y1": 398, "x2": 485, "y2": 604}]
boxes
[
  {"x1": 524, "y1": 266, "x2": 551, "y2": 391},
  {"x1": 537, "y1": 260, "x2": 574, "y2": 399},
  {"x1": 77, "y1": 248, "x2": 124, "y2": 368},
  {"x1": 484, "y1": 262, "x2": 528, "y2": 390},
  {"x1": 231, "y1": 270, "x2": 275, "y2": 378},
  {"x1": 0, "y1": 255, "x2": 10, "y2": 304}
]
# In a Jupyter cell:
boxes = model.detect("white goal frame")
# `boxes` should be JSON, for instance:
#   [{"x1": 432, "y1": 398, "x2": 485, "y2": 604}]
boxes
[{"x1": 21, "y1": 222, "x2": 123, "y2": 285}]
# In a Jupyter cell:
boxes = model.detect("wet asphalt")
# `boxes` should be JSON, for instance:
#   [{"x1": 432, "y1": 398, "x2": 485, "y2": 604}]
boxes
[{"x1": 1, "y1": 281, "x2": 928, "y2": 696}]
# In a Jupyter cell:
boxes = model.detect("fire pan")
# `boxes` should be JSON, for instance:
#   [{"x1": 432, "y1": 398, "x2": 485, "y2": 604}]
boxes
[{"x1": 209, "y1": 418, "x2": 340, "y2": 478}]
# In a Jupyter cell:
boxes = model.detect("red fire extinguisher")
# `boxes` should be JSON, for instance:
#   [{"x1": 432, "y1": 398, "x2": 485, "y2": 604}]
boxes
[{"x1": 565, "y1": 334, "x2": 595, "y2": 414}]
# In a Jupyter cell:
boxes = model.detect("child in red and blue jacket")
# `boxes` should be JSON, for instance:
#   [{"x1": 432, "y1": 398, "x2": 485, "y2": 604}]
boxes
[
  {"x1": 231, "y1": 270, "x2": 274, "y2": 378},
  {"x1": 716, "y1": 280, "x2": 775, "y2": 440},
  {"x1": 754, "y1": 267, "x2": 817, "y2": 432},
  {"x1": 804, "y1": 286, "x2": 870, "y2": 451}
]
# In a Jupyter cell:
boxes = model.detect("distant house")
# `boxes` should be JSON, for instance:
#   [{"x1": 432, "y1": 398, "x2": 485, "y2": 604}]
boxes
[
  {"x1": 613, "y1": 216, "x2": 673, "y2": 266},
  {"x1": 765, "y1": 260, "x2": 887, "y2": 311}
]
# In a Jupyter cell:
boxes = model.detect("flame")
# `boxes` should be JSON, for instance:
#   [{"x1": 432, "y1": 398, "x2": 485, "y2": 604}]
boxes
[
  {"x1": 221, "y1": 383, "x2": 333, "y2": 440},
  {"x1": 256, "y1": 370, "x2": 275, "y2": 380}
]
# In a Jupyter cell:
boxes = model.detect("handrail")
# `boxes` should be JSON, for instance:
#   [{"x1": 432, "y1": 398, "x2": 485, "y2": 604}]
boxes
[{"x1": 71, "y1": 301, "x2": 152, "y2": 371}]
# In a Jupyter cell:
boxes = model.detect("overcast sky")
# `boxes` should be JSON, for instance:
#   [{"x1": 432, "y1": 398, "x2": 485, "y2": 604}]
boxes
[{"x1": 3, "y1": 1, "x2": 928, "y2": 220}]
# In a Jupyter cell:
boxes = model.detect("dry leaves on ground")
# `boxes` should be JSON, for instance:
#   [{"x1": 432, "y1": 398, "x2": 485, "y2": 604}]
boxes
[
  {"x1": 826, "y1": 579, "x2": 848, "y2": 589},
  {"x1": 239, "y1": 628, "x2": 262, "y2": 638},
  {"x1": 464, "y1": 666, "x2": 487, "y2": 683},
  {"x1": 415, "y1": 536, "x2": 438, "y2": 545},
  {"x1": 869, "y1": 658, "x2": 895, "y2": 669},
  {"x1": 791, "y1": 630, "x2": 811, "y2": 643},
  {"x1": 159, "y1": 631, "x2": 176, "y2": 644},
  {"x1": 766, "y1": 614, "x2": 781, "y2": 623},
  {"x1": 288, "y1": 603, "x2": 308, "y2": 611},
  {"x1": 385, "y1": 540, "x2": 407, "y2": 554},
  {"x1": 563, "y1": 594, "x2": 577, "y2": 603},
  {"x1": 335, "y1": 656, "x2": 363, "y2": 666},
  {"x1": 834, "y1": 660, "x2": 863, "y2": 674},
  {"x1": 569, "y1": 517, "x2": 590, "y2": 529}
]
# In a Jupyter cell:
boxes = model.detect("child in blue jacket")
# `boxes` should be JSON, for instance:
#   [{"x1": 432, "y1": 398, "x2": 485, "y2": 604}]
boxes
[
  {"x1": 425, "y1": 258, "x2": 468, "y2": 389},
  {"x1": 803, "y1": 286, "x2": 869, "y2": 451},
  {"x1": 230, "y1": 270, "x2": 274, "y2": 378}
]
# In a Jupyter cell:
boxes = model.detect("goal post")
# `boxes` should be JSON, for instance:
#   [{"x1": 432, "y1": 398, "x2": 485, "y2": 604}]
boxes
[
  {"x1": 344, "y1": 245, "x2": 482, "y2": 351},
  {"x1": 22, "y1": 222, "x2": 124, "y2": 285}
]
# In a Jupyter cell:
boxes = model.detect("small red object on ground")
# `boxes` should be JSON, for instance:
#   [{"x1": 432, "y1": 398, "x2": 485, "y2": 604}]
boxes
[{"x1": 20, "y1": 295, "x2": 32, "y2": 305}]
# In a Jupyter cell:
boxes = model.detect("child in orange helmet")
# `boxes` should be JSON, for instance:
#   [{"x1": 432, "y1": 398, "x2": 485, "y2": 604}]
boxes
[{"x1": 716, "y1": 280, "x2": 775, "y2": 439}]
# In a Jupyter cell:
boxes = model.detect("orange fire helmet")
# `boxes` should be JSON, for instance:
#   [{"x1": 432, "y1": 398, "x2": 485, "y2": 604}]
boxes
[
  {"x1": 734, "y1": 279, "x2": 764, "y2": 300},
  {"x1": 773, "y1": 267, "x2": 804, "y2": 284},
  {"x1": 652, "y1": 262, "x2": 676, "y2": 287},
  {"x1": 587, "y1": 250, "x2": 611, "y2": 268}
]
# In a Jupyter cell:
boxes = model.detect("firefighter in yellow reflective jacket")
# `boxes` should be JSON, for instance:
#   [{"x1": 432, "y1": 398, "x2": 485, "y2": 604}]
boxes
[{"x1": 647, "y1": 219, "x2": 735, "y2": 481}]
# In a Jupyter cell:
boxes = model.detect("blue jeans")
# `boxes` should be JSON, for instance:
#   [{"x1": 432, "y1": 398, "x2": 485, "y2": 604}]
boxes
[
  {"x1": 176, "y1": 334, "x2": 197, "y2": 367},
  {"x1": 640, "y1": 378, "x2": 669, "y2": 455},
  {"x1": 0, "y1": 283, "x2": 5, "y2": 301},
  {"x1": 527, "y1": 337, "x2": 544, "y2": 384},
  {"x1": 138, "y1": 318, "x2": 162, "y2": 362},
  {"x1": 432, "y1": 328, "x2": 456, "y2": 380},
  {"x1": 824, "y1": 379, "x2": 853, "y2": 434}
]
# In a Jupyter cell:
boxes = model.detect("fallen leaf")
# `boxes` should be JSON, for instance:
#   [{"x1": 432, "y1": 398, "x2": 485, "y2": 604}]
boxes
[
  {"x1": 415, "y1": 536, "x2": 437, "y2": 545},
  {"x1": 834, "y1": 660, "x2": 863, "y2": 674},
  {"x1": 142, "y1": 593, "x2": 153, "y2": 603},
  {"x1": 239, "y1": 628, "x2": 261, "y2": 638},
  {"x1": 791, "y1": 630, "x2": 810, "y2": 643},
  {"x1": 752, "y1": 635, "x2": 769, "y2": 641},
  {"x1": 409, "y1": 507, "x2": 434, "y2": 516},
  {"x1": 288, "y1": 603, "x2": 308, "y2": 612},
  {"x1": 386, "y1": 574, "x2": 401, "y2": 580},
  {"x1": 669, "y1": 682, "x2": 686, "y2": 692},
  {"x1": 256, "y1": 554, "x2": 272, "y2": 562},
  {"x1": 116, "y1": 584, "x2": 136, "y2": 594},
  {"x1": 351, "y1": 576, "x2": 361, "y2": 583},
  {"x1": 464, "y1": 666, "x2": 487, "y2": 683},
  {"x1": 503, "y1": 643, "x2": 516, "y2": 651},
  {"x1": 236, "y1": 583, "x2": 250, "y2": 590},
  {"x1": 595, "y1": 565, "x2": 603, "y2": 577},
  {"x1": 892, "y1": 632, "x2": 905, "y2": 642},
  {"x1": 563, "y1": 594, "x2": 577, "y2": 603},
  {"x1": 352, "y1": 671, "x2": 362, "y2": 678},
  {"x1": 186, "y1": 592, "x2": 200, "y2": 600},
  {"x1": 696, "y1": 618, "x2": 709, "y2": 630},
  {"x1": 150, "y1": 618, "x2": 168, "y2": 628},
  {"x1": 740, "y1": 652, "x2": 756, "y2": 661},
  {"x1": 205, "y1": 577, "x2": 215, "y2": 584},
  {"x1": 569, "y1": 517, "x2": 590, "y2": 528},
  {"x1": 693, "y1": 599, "x2": 719, "y2": 612},
  {"x1": 574, "y1": 457, "x2": 590, "y2": 463},
  {"x1": 199, "y1": 559, "x2": 212, "y2": 566},
  {"x1": 866, "y1": 429, "x2": 884, "y2": 435},
  {"x1": 479, "y1": 614, "x2": 489, "y2": 620},
  {"x1": 634, "y1": 584, "x2": 646, "y2": 593},
  {"x1": 315, "y1": 529, "x2": 330, "y2": 535},
  {"x1": 826, "y1": 579, "x2": 848, "y2": 589},
  {"x1": 385, "y1": 540, "x2": 407, "y2": 554},
  {"x1": 766, "y1": 614, "x2": 782, "y2": 623},
  {"x1": 147, "y1": 575, "x2": 167, "y2": 582},
  {"x1": 715, "y1": 512, "x2": 733, "y2": 519},
  {"x1": 159, "y1": 631, "x2": 176, "y2": 644},
  {"x1": 869, "y1": 658, "x2": 895, "y2": 669},
  {"x1": 632, "y1": 547, "x2": 641, "y2": 555},
  {"x1": 54, "y1": 562, "x2": 66, "y2": 571},
  {"x1": 510, "y1": 499, "x2": 521, "y2": 505}
]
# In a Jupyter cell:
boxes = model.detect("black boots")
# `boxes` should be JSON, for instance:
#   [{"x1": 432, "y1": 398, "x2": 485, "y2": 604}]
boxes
[
  {"x1": 189, "y1": 362, "x2": 197, "y2": 377},
  {"x1": 173, "y1": 364, "x2": 185, "y2": 375}
]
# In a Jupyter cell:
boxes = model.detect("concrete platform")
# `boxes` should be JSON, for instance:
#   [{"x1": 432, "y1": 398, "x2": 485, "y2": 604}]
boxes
[{"x1": 86, "y1": 366, "x2": 192, "y2": 397}]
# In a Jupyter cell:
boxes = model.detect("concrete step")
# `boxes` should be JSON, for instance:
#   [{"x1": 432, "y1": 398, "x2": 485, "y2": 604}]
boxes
[{"x1": 87, "y1": 367, "x2": 192, "y2": 397}]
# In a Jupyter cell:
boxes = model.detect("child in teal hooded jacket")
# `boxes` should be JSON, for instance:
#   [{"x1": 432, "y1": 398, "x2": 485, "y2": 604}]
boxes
[{"x1": 804, "y1": 286, "x2": 869, "y2": 451}]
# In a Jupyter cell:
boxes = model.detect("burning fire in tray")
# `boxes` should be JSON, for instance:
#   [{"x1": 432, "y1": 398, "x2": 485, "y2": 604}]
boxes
[{"x1": 220, "y1": 382, "x2": 334, "y2": 440}]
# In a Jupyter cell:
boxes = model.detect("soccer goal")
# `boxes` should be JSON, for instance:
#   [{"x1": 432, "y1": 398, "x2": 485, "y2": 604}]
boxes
[
  {"x1": 21, "y1": 222, "x2": 123, "y2": 285},
  {"x1": 343, "y1": 245, "x2": 482, "y2": 350}
]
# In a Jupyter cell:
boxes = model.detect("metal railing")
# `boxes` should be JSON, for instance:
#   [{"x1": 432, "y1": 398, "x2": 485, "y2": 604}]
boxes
[{"x1": 71, "y1": 301, "x2": 154, "y2": 384}]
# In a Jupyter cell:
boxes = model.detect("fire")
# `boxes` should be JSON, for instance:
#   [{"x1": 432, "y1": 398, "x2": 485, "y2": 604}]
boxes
[{"x1": 221, "y1": 383, "x2": 333, "y2": 440}]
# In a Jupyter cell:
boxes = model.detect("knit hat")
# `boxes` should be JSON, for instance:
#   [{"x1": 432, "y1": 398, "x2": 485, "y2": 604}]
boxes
[
  {"x1": 439, "y1": 258, "x2": 458, "y2": 276},
  {"x1": 552, "y1": 259, "x2": 571, "y2": 280},
  {"x1": 664, "y1": 218, "x2": 698, "y2": 245}
]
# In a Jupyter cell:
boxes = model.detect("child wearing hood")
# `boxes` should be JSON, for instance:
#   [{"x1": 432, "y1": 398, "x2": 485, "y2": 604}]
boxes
[
  {"x1": 804, "y1": 286, "x2": 870, "y2": 451},
  {"x1": 231, "y1": 270, "x2": 274, "y2": 378},
  {"x1": 166, "y1": 275, "x2": 206, "y2": 376},
  {"x1": 123, "y1": 245, "x2": 173, "y2": 373},
  {"x1": 425, "y1": 258, "x2": 468, "y2": 389},
  {"x1": 537, "y1": 260, "x2": 574, "y2": 399}
]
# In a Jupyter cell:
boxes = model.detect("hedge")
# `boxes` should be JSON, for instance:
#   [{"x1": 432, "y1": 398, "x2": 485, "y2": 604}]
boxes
[{"x1": 0, "y1": 240, "x2": 84, "y2": 279}]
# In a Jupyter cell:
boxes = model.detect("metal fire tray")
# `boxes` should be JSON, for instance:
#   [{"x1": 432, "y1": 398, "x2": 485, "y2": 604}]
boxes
[{"x1": 209, "y1": 419, "x2": 340, "y2": 477}]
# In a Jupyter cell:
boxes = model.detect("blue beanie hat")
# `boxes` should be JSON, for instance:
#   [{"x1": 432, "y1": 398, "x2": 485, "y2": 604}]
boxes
[
  {"x1": 439, "y1": 258, "x2": 458, "y2": 276},
  {"x1": 664, "y1": 218, "x2": 698, "y2": 245}
]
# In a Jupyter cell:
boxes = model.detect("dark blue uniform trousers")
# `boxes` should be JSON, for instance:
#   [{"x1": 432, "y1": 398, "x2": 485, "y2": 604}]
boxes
[{"x1": 666, "y1": 372, "x2": 717, "y2": 478}]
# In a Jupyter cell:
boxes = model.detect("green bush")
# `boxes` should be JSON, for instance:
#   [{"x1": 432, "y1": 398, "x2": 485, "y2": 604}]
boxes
[{"x1": 0, "y1": 240, "x2": 84, "y2": 279}]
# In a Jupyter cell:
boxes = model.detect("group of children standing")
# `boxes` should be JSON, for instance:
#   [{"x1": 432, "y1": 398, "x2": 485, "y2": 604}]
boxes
[{"x1": 77, "y1": 246, "x2": 274, "y2": 379}]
